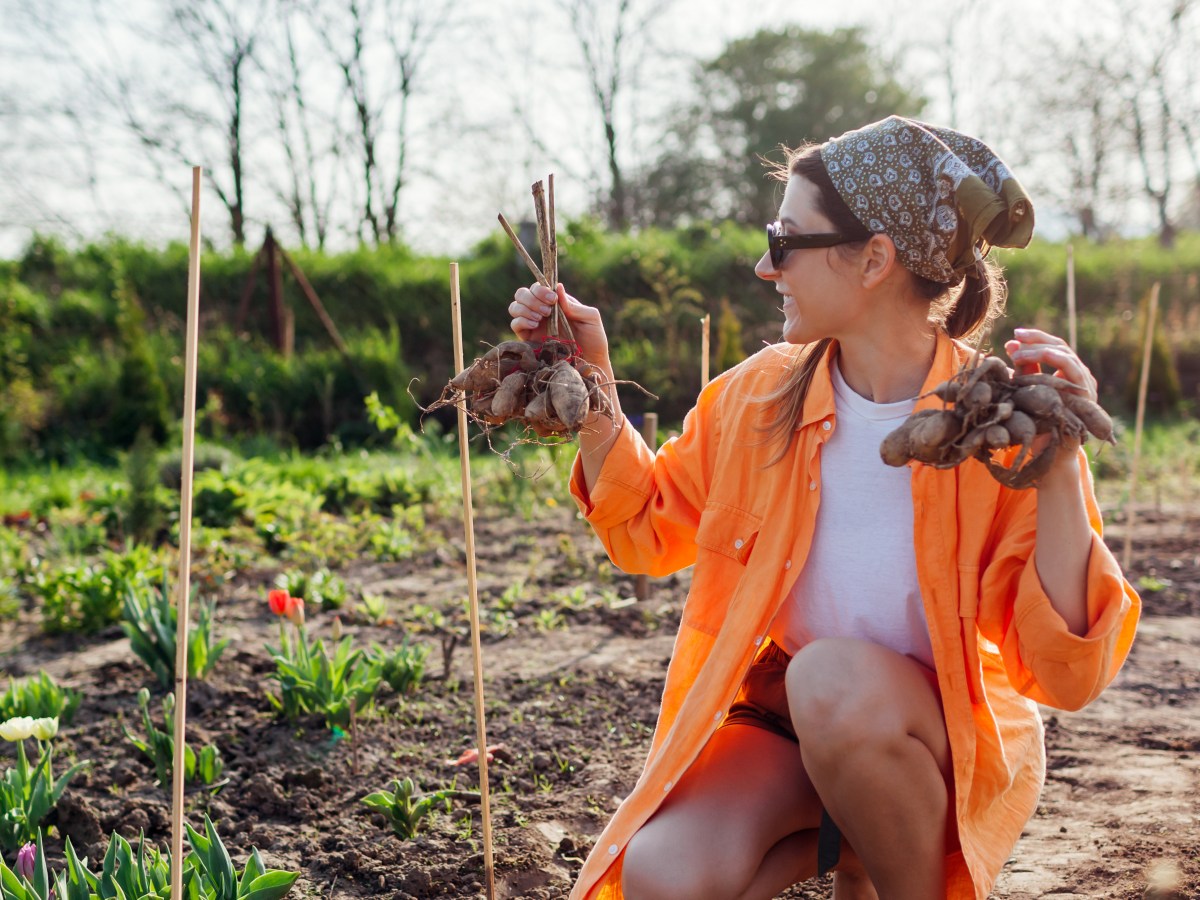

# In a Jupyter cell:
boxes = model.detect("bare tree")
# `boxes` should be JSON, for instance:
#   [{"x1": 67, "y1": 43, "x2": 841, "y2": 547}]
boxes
[
  {"x1": 552, "y1": 0, "x2": 676, "y2": 230},
  {"x1": 314, "y1": 0, "x2": 455, "y2": 246}
]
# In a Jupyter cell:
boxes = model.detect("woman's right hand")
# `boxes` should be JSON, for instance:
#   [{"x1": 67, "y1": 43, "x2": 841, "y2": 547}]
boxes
[{"x1": 509, "y1": 283, "x2": 612, "y2": 371}]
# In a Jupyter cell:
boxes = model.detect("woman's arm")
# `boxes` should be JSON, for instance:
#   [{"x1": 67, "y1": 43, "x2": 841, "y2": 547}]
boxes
[{"x1": 1006, "y1": 327, "x2": 1102, "y2": 636}]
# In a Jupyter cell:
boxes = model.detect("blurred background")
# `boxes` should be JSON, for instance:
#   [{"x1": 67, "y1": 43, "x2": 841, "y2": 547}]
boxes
[{"x1": 0, "y1": 0, "x2": 1196, "y2": 458}]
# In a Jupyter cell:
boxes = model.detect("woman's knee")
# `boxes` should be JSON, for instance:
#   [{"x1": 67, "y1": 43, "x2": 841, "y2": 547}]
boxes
[
  {"x1": 622, "y1": 825, "x2": 745, "y2": 900},
  {"x1": 784, "y1": 638, "x2": 937, "y2": 757}
]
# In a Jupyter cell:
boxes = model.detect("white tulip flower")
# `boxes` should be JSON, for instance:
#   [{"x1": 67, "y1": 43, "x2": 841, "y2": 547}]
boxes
[
  {"x1": 0, "y1": 716, "x2": 36, "y2": 741},
  {"x1": 31, "y1": 717, "x2": 59, "y2": 740}
]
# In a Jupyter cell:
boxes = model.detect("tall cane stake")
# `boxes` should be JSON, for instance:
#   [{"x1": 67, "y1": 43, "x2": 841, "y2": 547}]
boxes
[
  {"x1": 170, "y1": 166, "x2": 203, "y2": 898},
  {"x1": 700, "y1": 314, "x2": 711, "y2": 389},
  {"x1": 450, "y1": 262, "x2": 496, "y2": 899},
  {"x1": 1066, "y1": 244, "x2": 1078, "y2": 351},
  {"x1": 1124, "y1": 282, "x2": 1160, "y2": 570}
]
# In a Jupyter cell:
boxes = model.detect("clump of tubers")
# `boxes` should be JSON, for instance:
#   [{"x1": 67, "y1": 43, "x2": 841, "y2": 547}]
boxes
[
  {"x1": 880, "y1": 354, "x2": 1116, "y2": 489},
  {"x1": 437, "y1": 338, "x2": 614, "y2": 437}
]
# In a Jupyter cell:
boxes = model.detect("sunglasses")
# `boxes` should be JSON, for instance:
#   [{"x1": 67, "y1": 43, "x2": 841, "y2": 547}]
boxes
[{"x1": 765, "y1": 222, "x2": 866, "y2": 269}]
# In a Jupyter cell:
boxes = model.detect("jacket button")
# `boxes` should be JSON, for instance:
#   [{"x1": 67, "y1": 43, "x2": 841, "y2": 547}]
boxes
[
  {"x1": 754, "y1": 635, "x2": 763, "y2": 646},
  {"x1": 822, "y1": 420, "x2": 832, "y2": 431},
  {"x1": 664, "y1": 781, "x2": 673, "y2": 791},
  {"x1": 609, "y1": 844, "x2": 619, "y2": 855},
  {"x1": 809, "y1": 481, "x2": 817, "y2": 491},
  {"x1": 713, "y1": 711, "x2": 723, "y2": 721},
  {"x1": 734, "y1": 538, "x2": 744, "y2": 549},
  {"x1": 785, "y1": 560, "x2": 792, "y2": 569}
]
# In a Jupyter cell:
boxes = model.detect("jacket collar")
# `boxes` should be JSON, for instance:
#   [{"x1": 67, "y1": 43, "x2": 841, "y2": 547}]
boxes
[{"x1": 796, "y1": 330, "x2": 965, "y2": 430}]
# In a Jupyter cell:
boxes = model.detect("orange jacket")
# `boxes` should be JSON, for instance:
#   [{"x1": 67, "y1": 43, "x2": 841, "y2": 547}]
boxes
[{"x1": 567, "y1": 333, "x2": 1140, "y2": 900}]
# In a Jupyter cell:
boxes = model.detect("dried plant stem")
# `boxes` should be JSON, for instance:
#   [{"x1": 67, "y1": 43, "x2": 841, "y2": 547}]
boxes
[
  {"x1": 548, "y1": 174, "x2": 558, "y2": 288},
  {"x1": 497, "y1": 213, "x2": 548, "y2": 287},
  {"x1": 170, "y1": 165, "x2": 203, "y2": 900}
]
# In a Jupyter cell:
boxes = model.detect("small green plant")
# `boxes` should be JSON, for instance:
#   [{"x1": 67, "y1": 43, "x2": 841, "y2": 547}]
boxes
[
  {"x1": 532, "y1": 608, "x2": 566, "y2": 632},
  {"x1": 0, "y1": 672, "x2": 82, "y2": 726},
  {"x1": 267, "y1": 621, "x2": 381, "y2": 729},
  {"x1": 367, "y1": 519, "x2": 419, "y2": 561},
  {"x1": 121, "y1": 689, "x2": 224, "y2": 788},
  {"x1": 34, "y1": 544, "x2": 163, "y2": 634},
  {"x1": 356, "y1": 592, "x2": 390, "y2": 625},
  {"x1": 361, "y1": 777, "x2": 456, "y2": 839},
  {"x1": 0, "y1": 716, "x2": 89, "y2": 851},
  {"x1": 1137, "y1": 574, "x2": 1169, "y2": 593},
  {"x1": 121, "y1": 576, "x2": 229, "y2": 689},
  {"x1": 369, "y1": 639, "x2": 430, "y2": 698}
]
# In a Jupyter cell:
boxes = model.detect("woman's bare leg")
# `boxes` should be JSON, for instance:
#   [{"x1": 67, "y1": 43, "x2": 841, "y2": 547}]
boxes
[
  {"x1": 621, "y1": 724, "x2": 825, "y2": 900},
  {"x1": 786, "y1": 638, "x2": 951, "y2": 900}
]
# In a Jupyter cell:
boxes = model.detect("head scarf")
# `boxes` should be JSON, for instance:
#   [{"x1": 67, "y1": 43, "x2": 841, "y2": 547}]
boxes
[{"x1": 820, "y1": 116, "x2": 1034, "y2": 283}]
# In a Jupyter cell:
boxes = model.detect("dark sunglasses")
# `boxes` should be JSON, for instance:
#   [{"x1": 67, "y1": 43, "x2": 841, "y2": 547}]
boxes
[{"x1": 765, "y1": 222, "x2": 866, "y2": 269}]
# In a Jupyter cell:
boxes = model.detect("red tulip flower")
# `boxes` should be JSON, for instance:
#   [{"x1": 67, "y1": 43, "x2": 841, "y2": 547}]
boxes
[{"x1": 268, "y1": 589, "x2": 292, "y2": 616}]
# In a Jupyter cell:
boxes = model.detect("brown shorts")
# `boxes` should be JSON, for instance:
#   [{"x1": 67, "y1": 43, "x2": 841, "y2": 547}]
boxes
[{"x1": 720, "y1": 639, "x2": 942, "y2": 742}]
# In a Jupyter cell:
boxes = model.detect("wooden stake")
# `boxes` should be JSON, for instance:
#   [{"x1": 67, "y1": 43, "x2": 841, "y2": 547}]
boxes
[
  {"x1": 634, "y1": 412, "x2": 659, "y2": 602},
  {"x1": 547, "y1": 174, "x2": 558, "y2": 289},
  {"x1": 1066, "y1": 244, "x2": 1078, "y2": 351},
  {"x1": 700, "y1": 314, "x2": 711, "y2": 389},
  {"x1": 450, "y1": 262, "x2": 496, "y2": 900},
  {"x1": 170, "y1": 166, "x2": 203, "y2": 900},
  {"x1": 497, "y1": 213, "x2": 549, "y2": 287},
  {"x1": 1124, "y1": 282, "x2": 1160, "y2": 570}
]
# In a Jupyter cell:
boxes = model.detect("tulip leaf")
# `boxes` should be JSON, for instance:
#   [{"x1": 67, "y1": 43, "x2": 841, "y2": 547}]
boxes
[{"x1": 239, "y1": 870, "x2": 299, "y2": 900}]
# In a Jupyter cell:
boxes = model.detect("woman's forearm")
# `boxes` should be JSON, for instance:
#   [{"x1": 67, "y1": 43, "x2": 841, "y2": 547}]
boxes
[
  {"x1": 577, "y1": 358, "x2": 626, "y2": 494},
  {"x1": 1034, "y1": 452, "x2": 1093, "y2": 636}
]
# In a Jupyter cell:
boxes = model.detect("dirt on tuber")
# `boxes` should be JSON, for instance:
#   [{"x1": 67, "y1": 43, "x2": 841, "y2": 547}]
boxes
[
  {"x1": 433, "y1": 338, "x2": 616, "y2": 438},
  {"x1": 880, "y1": 355, "x2": 1116, "y2": 489}
]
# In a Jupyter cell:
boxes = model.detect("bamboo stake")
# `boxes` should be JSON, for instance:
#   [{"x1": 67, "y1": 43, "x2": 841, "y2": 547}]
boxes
[
  {"x1": 450, "y1": 262, "x2": 496, "y2": 900},
  {"x1": 1066, "y1": 244, "x2": 1078, "y2": 351},
  {"x1": 1124, "y1": 282, "x2": 1160, "y2": 570},
  {"x1": 170, "y1": 166, "x2": 203, "y2": 900},
  {"x1": 532, "y1": 180, "x2": 561, "y2": 337},
  {"x1": 700, "y1": 314, "x2": 711, "y2": 389}
]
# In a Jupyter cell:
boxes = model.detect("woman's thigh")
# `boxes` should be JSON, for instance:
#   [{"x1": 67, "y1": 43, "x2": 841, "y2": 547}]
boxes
[{"x1": 621, "y1": 723, "x2": 824, "y2": 900}]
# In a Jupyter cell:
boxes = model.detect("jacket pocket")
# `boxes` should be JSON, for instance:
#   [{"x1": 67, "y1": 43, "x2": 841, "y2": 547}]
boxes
[{"x1": 695, "y1": 502, "x2": 763, "y2": 565}]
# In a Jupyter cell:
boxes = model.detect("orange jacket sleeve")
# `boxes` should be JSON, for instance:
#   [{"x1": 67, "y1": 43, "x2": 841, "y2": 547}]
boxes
[
  {"x1": 569, "y1": 378, "x2": 725, "y2": 578},
  {"x1": 976, "y1": 449, "x2": 1140, "y2": 711}
]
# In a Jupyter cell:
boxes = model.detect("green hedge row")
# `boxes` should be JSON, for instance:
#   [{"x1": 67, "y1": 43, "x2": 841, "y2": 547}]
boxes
[{"x1": 1, "y1": 226, "x2": 1196, "y2": 461}]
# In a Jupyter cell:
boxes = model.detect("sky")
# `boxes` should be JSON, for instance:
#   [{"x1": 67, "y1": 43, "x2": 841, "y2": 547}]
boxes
[{"x1": 0, "y1": 0, "x2": 1187, "y2": 259}]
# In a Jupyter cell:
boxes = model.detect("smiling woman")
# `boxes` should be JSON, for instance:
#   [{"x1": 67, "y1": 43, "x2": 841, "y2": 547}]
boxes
[{"x1": 508, "y1": 115, "x2": 1139, "y2": 900}]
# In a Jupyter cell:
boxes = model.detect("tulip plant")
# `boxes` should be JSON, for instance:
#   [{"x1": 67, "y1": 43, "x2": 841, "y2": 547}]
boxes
[
  {"x1": 0, "y1": 716, "x2": 89, "y2": 852},
  {"x1": 121, "y1": 576, "x2": 229, "y2": 690},
  {"x1": 0, "y1": 817, "x2": 298, "y2": 900},
  {"x1": 361, "y1": 777, "x2": 457, "y2": 840},
  {"x1": 266, "y1": 590, "x2": 381, "y2": 730},
  {"x1": 121, "y1": 689, "x2": 224, "y2": 789},
  {"x1": 0, "y1": 672, "x2": 82, "y2": 727}
]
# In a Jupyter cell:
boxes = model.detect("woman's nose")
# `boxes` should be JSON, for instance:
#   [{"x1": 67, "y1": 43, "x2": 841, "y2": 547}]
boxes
[{"x1": 755, "y1": 251, "x2": 779, "y2": 281}]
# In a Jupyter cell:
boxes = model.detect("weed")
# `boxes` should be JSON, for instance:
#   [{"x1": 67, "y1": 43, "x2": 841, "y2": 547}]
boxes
[{"x1": 361, "y1": 777, "x2": 457, "y2": 839}]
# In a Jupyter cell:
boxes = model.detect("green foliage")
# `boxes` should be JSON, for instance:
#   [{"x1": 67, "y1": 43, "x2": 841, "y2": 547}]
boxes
[
  {"x1": 0, "y1": 726, "x2": 89, "y2": 851},
  {"x1": 274, "y1": 567, "x2": 347, "y2": 611},
  {"x1": 0, "y1": 818, "x2": 297, "y2": 900},
  {"x1": 714, "y1": 297, "x2": 746, "y2": 374},
  {"x1": 157, "y1": 443, "x2": 240, "y2": 490},
  {"x1": 635, "y1": 26, "x2": 926, "y2": 226},
  {"x1": 105, "y1": 274, "x2": 170, "y2": 450},
  {"x1": 266, "y1": 625, "x2": 382, "y2": 729},
  {"x1": 121, "y1": 689, "x2": 224, "y2": 788},
  {"x1": 360, "y1": 777, "x2": 457, "y2": 839},
  {"x1": 0, "y1": 673, "x2": 82, "y2": 726},
  {"x1": 32, "y1": 544, "x2": 164, "y2": 635},
  {"x1": 1123, "y1": 295, "x2": 1183, "y2": 414},
  {"x1": 121, "y1": 576, "x2": 229, "y2": 689},
  {"x1": 369, "y1": 639, "x2": 430, "y2": 698},
  {"x1": 123, "y1": 428, "x2": 165, "y2": 543}
]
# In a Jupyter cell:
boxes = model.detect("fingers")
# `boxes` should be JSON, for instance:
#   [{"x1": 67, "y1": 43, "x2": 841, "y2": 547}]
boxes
[
  {"x1": 509, "y1": 283, "x2": 557, "y2": 339},
  {"x1": 1005, "y1": 328, "x2": 1098, "y2": 400}
]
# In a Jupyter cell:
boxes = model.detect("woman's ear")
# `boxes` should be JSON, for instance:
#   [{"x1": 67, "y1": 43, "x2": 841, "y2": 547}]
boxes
[{"x1": 859, "y1": 234, "x2": 899, "y2": 289}]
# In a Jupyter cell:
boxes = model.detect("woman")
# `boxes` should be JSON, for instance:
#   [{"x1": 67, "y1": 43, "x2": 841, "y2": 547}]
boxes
[{"x1": 508, "y1": 116, "x2": 1139, "y2": 900}]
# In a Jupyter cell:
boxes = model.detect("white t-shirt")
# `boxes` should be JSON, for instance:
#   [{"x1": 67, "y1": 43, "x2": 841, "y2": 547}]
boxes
[{"x1": 767, "y1": 360, "x2": 934, "y2": 669}]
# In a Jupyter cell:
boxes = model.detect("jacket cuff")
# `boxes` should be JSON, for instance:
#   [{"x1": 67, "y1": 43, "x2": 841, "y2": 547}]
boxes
[{"x1": 1013, "y1": 532, "x2": 1136, "y2": 662}]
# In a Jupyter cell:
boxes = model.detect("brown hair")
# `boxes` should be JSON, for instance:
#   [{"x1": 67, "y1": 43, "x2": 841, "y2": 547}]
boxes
[{"x1": 758, "y1": 144, "x2": 1007, "y2": 462}]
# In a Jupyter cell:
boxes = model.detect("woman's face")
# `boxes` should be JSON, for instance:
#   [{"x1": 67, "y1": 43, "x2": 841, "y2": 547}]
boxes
[{"x1": 755, "y1": 175, "x2": 862, "y2": 345}]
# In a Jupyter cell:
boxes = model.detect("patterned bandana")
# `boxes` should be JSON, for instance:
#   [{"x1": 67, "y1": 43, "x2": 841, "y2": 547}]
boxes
[{"x1": 820, "y1": 116, "x2": 1034, "y2": 283}]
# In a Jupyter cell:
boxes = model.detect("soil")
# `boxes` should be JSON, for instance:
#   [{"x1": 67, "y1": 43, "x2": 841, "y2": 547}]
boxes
[{"x1": 1, "y1": 501, "x2": 1197, "y2": 899}]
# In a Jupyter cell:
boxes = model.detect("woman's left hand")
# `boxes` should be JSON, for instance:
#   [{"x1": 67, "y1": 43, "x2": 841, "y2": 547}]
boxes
[{"x1": 1004, "y1": 327, "x2": 1098, "y2": 471}]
